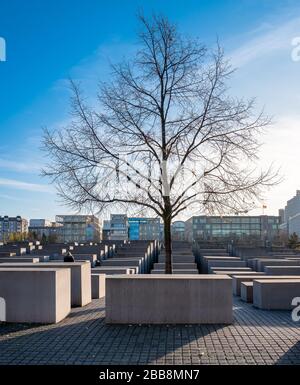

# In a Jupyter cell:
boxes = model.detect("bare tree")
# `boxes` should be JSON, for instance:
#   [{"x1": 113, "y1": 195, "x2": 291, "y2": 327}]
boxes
[{"x1": 42, "y1": 14, "x2": 278, "y2": 273}]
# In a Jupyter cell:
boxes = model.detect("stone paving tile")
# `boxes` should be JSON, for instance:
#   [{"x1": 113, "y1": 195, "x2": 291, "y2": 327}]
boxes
[{"x1": 0, "y1": 298, "x2": 299, "y2": 365}]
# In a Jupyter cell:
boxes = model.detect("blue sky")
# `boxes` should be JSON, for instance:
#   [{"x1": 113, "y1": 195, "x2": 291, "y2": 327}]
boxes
[{"x1": 0, "y1": 0, "x2": 300, "y2": 220}]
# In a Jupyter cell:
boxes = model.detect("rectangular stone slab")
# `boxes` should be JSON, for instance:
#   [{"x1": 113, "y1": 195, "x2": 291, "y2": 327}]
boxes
[
  {"x1": 247, "y1": 258, "x2": 259, "y2": 270},
  {"x1": 111, "y1": 255, "x2": 148, "y2": 272},
  {"x1": 153, "y1": 263, "x2": 197, "y2": 269},
  {"x1": 91, "y1": 274, "x2": 106, "y2": 299},
  {"x1": 92, "y1": 267, "x2": 136, "y2": 274},
  {"x1": 200, "y1": 250, "x2": 228, "y2": 256},
  {"x1": 241, "y1": 282, "x2": 253, "y2": 303},
  {"x1": 0, "y1": 257, "x2": 40, "y2": 263},
  {"x1": 151, "y1": 269, "x2": 199, "y2": 274},
  {"x1": 158, "y1": 255, "x2": 195, "y2": 263},
  {"x1": 106, "y1": 275, "x2": 233, "y2": 324},
  {"x1": 101, "y1": 259, "x2": 142, "y2": 273},
  {"x1": 247, "y1": 256, "x2": 287, "y2": 270},
  {"x1": 257, "y1": 259, "x2": 300, "y2": 272},
  {"x1": 253, "y1": 279, "x2": 300, "y2": 310},
  {"x1": 210, "y1": 267, "x2": 251, "y2": 274},
  {"x1": 201, "y1": 256, "x2": 240, "y2": 273},
  {"x1": 207, "y1": 260, "x2": 246, "y2": 273},
  {"x1": 214, "y1": 271, "x2": 263, "y2": 277},
  {"x1": 0, "y1": 262, "x2": 91, "y2": 307},
  {"x1": 0, "y1": 252, "x2": 17, "y2": 257},
  {"x1": 53, "y1": 254, "x2": 97, "y2": 266},
  {"x1": 0, "y1": 268, "x2": 71, "y2": 323},
  {"x1": 28, "y1": 255, "x2": 50, "y2": 262},
  {"x1": 265, "y1": 266, "x2": 300, "y2": 275},
  {"x1": 232, "y1": 275, "x2": 300, "y2": 296}
]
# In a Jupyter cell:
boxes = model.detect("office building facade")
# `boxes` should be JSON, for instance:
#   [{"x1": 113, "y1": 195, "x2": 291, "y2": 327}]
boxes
[
  {"x1": 128, "y1": 217, "x2": 161, "y2": 240},
  {"x1": 279, "y1": 190, "x2": 300, "y2": 236},
  {"x1": 288, "y1": 213, "x2": 300, "y2": 236},
  {"x1": 55, "y1": 215, "x2": 101, "y2": 243},
  {"x1": 102, "y1": 214, "x2": 129, "y2": 240},
  {"x1": 102, "y1": 220, "x2": 111, "y2": 240},
  {"x1": 185, "y1": 215, "x2": 280, "y2": 245},
  {"x1": 28, "y1": 219, "x2": 62, "y2": 241},
  {"x1": 171, "y1": 221, "x2": 186, "y2": 241}
]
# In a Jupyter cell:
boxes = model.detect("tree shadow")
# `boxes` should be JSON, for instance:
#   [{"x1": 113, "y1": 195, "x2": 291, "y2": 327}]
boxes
[
  {"x1": 0, "y1": 299, "x2": 298, "y2": 365},
  {"x1": 275, "y1": 341, "x2": 300, "y2": 365},
  {"x1": 233, "y1": 298, "x2": 297, "y2": 328},
  {"x1": 0, "y1": 304, "x2": 227, "y2": 365}
]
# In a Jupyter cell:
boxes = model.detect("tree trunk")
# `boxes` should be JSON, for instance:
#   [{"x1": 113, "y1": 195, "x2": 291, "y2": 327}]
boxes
[{"x1": 163, "y1": 215, "x2": 172, "y2": 274}]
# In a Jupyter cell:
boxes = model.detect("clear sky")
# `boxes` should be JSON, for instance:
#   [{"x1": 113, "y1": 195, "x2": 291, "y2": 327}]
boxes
[{"x1": 0, "y1": 0, "x2": 300, "y2": 221}]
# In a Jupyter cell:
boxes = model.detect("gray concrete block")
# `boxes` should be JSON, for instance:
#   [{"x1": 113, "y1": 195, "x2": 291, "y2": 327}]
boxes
[
  {"x1": 106, "y1": 275, "x2": 233, "y2": 324},
  {"x1": 0, "y1": 252, "x2": 17, "y2": 257},
  {"x1": 232, "y1": 275, "x2": 300, "y2": 296},
  {"x1": 207, "y1": 260, "x2": 246, "y2": 273},
  {"x1": 92, "y1": 267, "x2": 136, "y2": 274},
  {"x1": 258, "y1": 259, "x2": 300, "y2": 272},
  {"x1": 247, "y1": 258, "x2": 257, "y2": 269},
  {"x1": 201, "y1": 256, "x2": 240, "y2": 273},
  {"x1": 0, "y1": 257, "x2": 40, "y2": 263},
  {"x1": 199, "y1": 249, "x2": 228, "y2": 256},
  {"x1": 0, "y1": 268, "x2": 71, "y2": 323},
  {"x1": 33, "y1": 255, "x2": 50, "y2": 262},
  {"x1": 101, "y1": 259, "x2": 142, "y2": 273},
  {"x1": 158, "y1": 255, "x2": 195, "y2": 263},
  {"x1": 247, "y1": 256, "x2": 287, "y2": 270},
  {"x1": 53, "y1": 254, "x2": 97, "y2": 266},
  {"x1": 241, "y1": 282, "x2": 253, "y2": 303},
  {"x1": 153, "y1": 263, "x2": 197, "y2": 270},
  {"x1": 151, "y1": 269, "x2": 199, "y2": 274},
  {"x1": 0, "y1": 262, "x2": 91, "y2": 307},
  {"x1": 91, "y1": 274, "x2": 105, "y2": 299},
  {"x1": 214, "y1": 270, "x2": 265, "y2": 277},
  {"x1": 210, "y1": 267, "x2": 251, "y2": 274},
  {"x1": 265, "y1": 266, "x2": 300, "y2": 275},
  {"x1": 253, "y1": 279, "x2": 300, "y2": 310},
  {"x1": 214, "y1": 271, "x2": 263, "y2": 277}
]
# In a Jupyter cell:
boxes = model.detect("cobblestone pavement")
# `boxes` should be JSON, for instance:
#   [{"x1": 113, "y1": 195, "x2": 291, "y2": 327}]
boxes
[{"x1": 0, "y1": 298, "x2": 299, "y2": 365}]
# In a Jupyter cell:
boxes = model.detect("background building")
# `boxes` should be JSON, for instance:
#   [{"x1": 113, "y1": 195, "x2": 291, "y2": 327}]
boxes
[
  {"x1": 55, "y1": 215, "x2": 101, "y2": 243},
  {"x1": 0, "y1": 216, "x2": 28, "y2": 242},
  {"x1": 279, "y1": 190, "x2": 300, "y2": 237},
  {"x1": 102, "y1": 214, "x2": 129, "y2": 240},
  {"x1": 128, "y1": 217, "x2": 161, "y2": 240},
  {"x1": 28, "y1": 219, "x2": 62, "y2": 242},
  {"x1": 185, "y1": 215, "x2": 280, "y2": 246},
  {"x1": 102, "y1": 220, "x2": 111, "y2": 240},
  {"x1": 171, "y1": 221, "x2": 186, "y2": 241},
  {"x1": 288, "y1": 212, "x2": 300, "y2": 236},
  {"x1": 278, "y1": 209, "x2": 285, "y2": 224},
  {"x1": 102, "y1": 215, "x2": 161, "y2": 240}
]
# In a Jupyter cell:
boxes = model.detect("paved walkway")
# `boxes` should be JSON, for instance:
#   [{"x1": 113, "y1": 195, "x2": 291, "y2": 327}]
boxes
[{"x1": 0, "y1": 298, "x2": 299, "y2": 365}]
